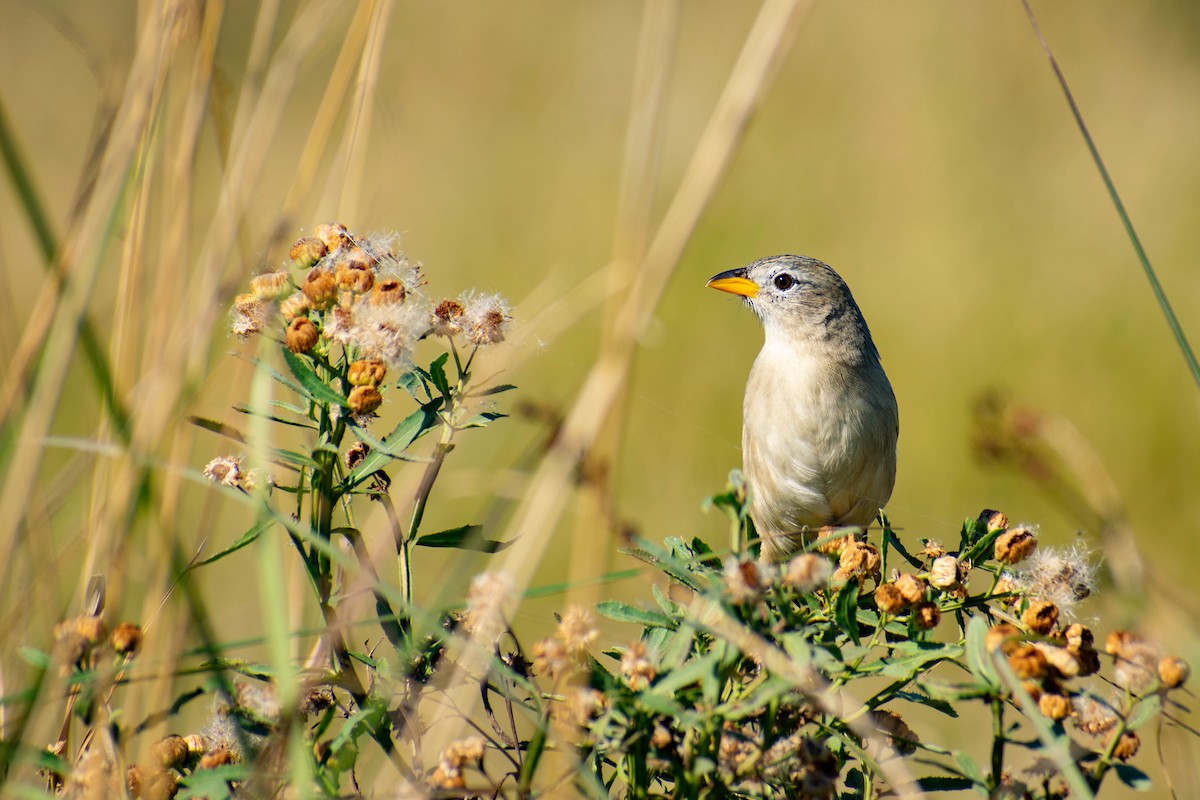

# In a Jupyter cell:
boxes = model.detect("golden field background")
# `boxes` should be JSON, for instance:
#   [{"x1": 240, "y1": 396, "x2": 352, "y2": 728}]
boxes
[{"x1": 2, "y1": 1, "x2": 1199, "y2": 795}]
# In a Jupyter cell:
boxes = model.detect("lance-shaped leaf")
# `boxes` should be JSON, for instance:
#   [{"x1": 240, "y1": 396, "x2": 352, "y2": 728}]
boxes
[
  {"x1": 340, "y1": 399, "x2": 442, "y2": 491},
  {"x1": 282, "y1": 349, "x2": 349, "y2": 407},
  {"x1": 415, "y1": 524, "x2": 510, "y2": 553}
]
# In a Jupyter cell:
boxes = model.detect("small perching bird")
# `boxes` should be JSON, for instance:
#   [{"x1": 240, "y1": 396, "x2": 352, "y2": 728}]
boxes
[{"x1": 707, "y1": 255, "x2": 899, "y2": 562}]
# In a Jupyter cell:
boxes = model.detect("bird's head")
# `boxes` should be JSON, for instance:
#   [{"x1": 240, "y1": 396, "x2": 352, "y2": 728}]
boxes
[{"x1": 707, "y1": 255, "x2": 879, "y2": 361}]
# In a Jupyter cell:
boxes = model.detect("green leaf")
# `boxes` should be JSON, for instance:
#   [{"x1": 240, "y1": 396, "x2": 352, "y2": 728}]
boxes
[
  {"x1": 235, "y1": 352, "x2": 308, "y2": 398},
  {"x1": 428, "y1": 352, "x2": 451, "y2": 399},
  {"x1": 834, "y1": 581, "x2": 861, "y2": 645},
  {"x1": 18, "y1": 647, "x2": 50, "y2": 669},
  {"x1": 893, "y1": 689, "x2": 959, "y2": 718},
  {"x1": 341, "y1": 400, "x2": 442, "y2": 490},
  {"x1": 271, "y1": 447, "x2": 322, "y2": 470},
  {"x1": 415, "y1": 524, "x2": 510, "y2": 553},
  {"x1": 884, "y1": 526, "x2": 923, "y2": 569},
  {"x1": 472, "y1": 383, "x2": 517, "y2": 396},
  {"x1": 953, "y1": 751, "x2": 985, "y2": 785},
  {"x1": 1113, "y1": 762, "x2": 1152, "y2": 791},
  {"x1": 962, "y1": 529, "x2": 1004, "y2": 565},
  {"x1": 595, "y1": 601, "x2": 677, "y2": 630},
  {"x1": 397, "y1": 369, "x2": 426, "y2": 401},
  {"x1": 1125, "y1": 693, "x2": 1162, "y2": 730},
  {"x1": 461, "y1": 410, "x2": 507, "y2": 429},
  {"x1": 178, "y1": 764, "x2": 250, "y2": 798},
  {"x1": 232, "y1": 403, "x2": 317, "y2": 429},
  {"x1": 281, "y1": 349, "x2": 349, "y2": 407},
  {"x1": 965, "y1": 615, "x2": 998, "y2": 686},
  {"x1": 187, "y1": 518, "x2": 274, "y2": 570}
]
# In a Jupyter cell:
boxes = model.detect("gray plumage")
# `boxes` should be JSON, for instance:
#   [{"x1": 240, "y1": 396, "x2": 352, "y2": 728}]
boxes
[{"x1": 708, "y1": 255, "x2": 899, "y2": 562}]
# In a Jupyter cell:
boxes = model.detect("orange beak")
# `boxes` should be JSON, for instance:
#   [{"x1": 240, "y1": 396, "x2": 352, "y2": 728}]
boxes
[{"x1": 706, "y1": 267, "x2": 759, "y2": 298}]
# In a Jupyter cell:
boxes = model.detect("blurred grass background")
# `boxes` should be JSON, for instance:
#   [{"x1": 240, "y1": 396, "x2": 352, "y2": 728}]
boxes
[{"x1": 2, "y1": 0, "x2": 1199, "y2": 795}]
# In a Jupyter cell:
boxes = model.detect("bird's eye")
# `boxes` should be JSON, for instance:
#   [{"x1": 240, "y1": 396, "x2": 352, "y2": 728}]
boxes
[{"x1": 773, "y1": 273, "x2": 796, "y2": 291}]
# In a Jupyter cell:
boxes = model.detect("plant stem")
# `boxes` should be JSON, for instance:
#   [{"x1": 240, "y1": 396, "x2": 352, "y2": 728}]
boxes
[{"x1": 990, "y1": 694, "x2": 1005, "y2": 790}]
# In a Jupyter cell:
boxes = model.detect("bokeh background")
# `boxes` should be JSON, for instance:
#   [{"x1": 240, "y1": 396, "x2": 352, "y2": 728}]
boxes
[{"x1": 2, "y1": 1, "x2": 1199, "y2": 795}]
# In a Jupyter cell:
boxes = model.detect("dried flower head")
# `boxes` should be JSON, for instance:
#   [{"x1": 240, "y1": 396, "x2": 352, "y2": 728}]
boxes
[
  {"x1": 1106, "y1": 631, "x2": 1161, "y2": 693},
  {"x1": 369, "y1": 279, "x2": 406, "y2": 306},
  {"x1": 836, "y1": 541, "x2": 881, "y2": 581},
  {"x1": 150, "y1": 735, "x2": 190, "y2": 770},
  {"x1": 285, "y1": 317, "x2": 319, "y2": 354},
  {"x1": 462, "y1": 292, "x2": 511, "y2": 346},
  {"x1": 557, "y1": 606, "x2": 599, "y2": 653},
  {"x1": 918, "y1": 539, "x2": 946, "y2": 560},
  {"x1": 230, "y1": 293, "x2": 272, "y2": 338},
  {"x1": 620, "y1": 641, "x2": 657, "y2": 690},
  {"x1": 927, "y1": 555, "x2": 960, "y2": 590},
  {"x1": 1110, "y1": 731, "x2": 1140, "y2": 761},
  {"x1": 1022, "y1": 600, "x2": 1060, "y2": 636},
  {"x1": 462, "y1": 571, "x2": 514, "y2": 643},
  {"x1": 874, "y1": 583, "x2": 906, "y2": 614},
  {"x1": 250, "y1": 270, "x2": 292, "y2": 301},
  {"x1": 347, "y1": 359, "x2": 387, "y2": 387},
  {"x1": 203, "y1": 455, "x2": 244, "y2": 488},
  {"x1": 566, "y1": 687, "x2": 606, "y2": 727},
  {"x1": 894, "y1": 573, "x2": 925, "y2": 604},
  {"x1": 347, "y1": 385, "x2": 383, "y2": 415},
  {"x1": 995, "y1": 526, "x2": 1038, "y2": 565},
  {"x1": 345, "y1": 441, "x2": 369, "y2": 471},
  {"x1": 301, "y1": 268, "x2": 338, "y2": 309},
  {"x1": 979, "y1": 508, "x2": 1010, "y2": 533},
  {"x1": 1034, "y1": 643, "x2": 1080, "y2": 679},
  {"x1": 1038, "y1": 692, "x2": 1071, "y2": 721},
  {"x1": 986, "y1": 624, "x2": 1024, "y2": 655},
  {"x1": 1006, "y1": 542, "x2": 1097, "y2": 616},
  {"x1": 723, "y1": 557, "x2": 769, "y2": 604},
  {"x1": 110, "y1": 622, "x2": 143, "y2": 657},
  {"x1": 432, "y1": 299, "x2": 466, "y2": 337},
  {"x1": 1008, "y1": 645, "x2": 1049, "y2": 680},
  {"x1": 531, "y1": 636, "x2": 570, "y2": 679},
  {"x1": 326, "y1": 296, "x2": 430, "y2": 369},
  {"x1": 336, "y1": 262, "x2": 374, "y2": 294},
  {"x1": 782, "y1": 553, "x2": 832, "y2": 593},
  {"x1": 914, "y1": 601, "x2": 941, "y2": 630},
  {"x1": 1072, "y1": 694, "x2": 1119, "y2": 736},
  {"x1": 312, "y1": 222, "x2": 351, "y2": 254},
  {"x1": 1159, "y1": 656, "x2": 1189, "y2": 689},
  {"x1": 814, "y1": 527, "x2": 854, "y2": 555},
  {"x1": 290, "y1": 236, "x2": 328, "y2": 267}
]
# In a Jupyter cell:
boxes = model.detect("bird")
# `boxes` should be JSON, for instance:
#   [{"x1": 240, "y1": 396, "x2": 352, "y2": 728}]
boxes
[{"x1": 707, "y1": 255, "x2": 898, "y2": 562}]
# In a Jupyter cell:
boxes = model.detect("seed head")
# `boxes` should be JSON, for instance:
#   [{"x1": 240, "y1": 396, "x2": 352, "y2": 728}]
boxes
[
  {"x1": 894, "y1": 573, "x2": 926, "y2": 604},
  {"x1": 557, "y1": 605, "x2": 599, "y2": 653},
  {"x1": 462, "y1": 292, "x2": 511, "y2": 346},
  {"x1": 290, "y1": 236, "x2": 328, "y2": 267},
  {"x1": 620, "y1": 641, "x2": 657, "y2": 690},
  {"x1": 230, "y1": 293, "x2": 272, "y2": 338},
  {"x1": 837, "y1": 541, "x2": 881, "y2": 580},
  {"x1": 110, "y1": 622, "x2": 143, "y2": 657},
  {"x1": 979, "y1": 509, "x2": 1010, "y2": 533},
  {"x1": 724, "y1": 557, "x2": 769, "y2": 603},
  {"x1": 431, "y1": 299, "x2": 466, "y2": 337},
  {"x1": 1035, "y1": 643, "x2": 1080, "y2": 679},
  {"x1": 204, "y1": 455, "x2": 243, "y2": 487},
  {"x1": 347, "y1": 385, "x2": 382, "y2": 415},
  {"x1": 369, "y1": 279, "x2": 406, "y2": 306},
  {"x1": 815, "y1": 527, "x2": 854, "y2": 555},
  {"x1": 279, "y1": 292, "x2": 312, "y2": 322},
  {"x1": 150, "y1": 735, "x2": 190, "y2": 770},
  {"x1": 995, "y1": 526, "x2": 1038, "y2": 565},
  {"x1": 285, "y1": 317, "x2": 319, "y2": 354},
  {"x1": 462, "y1": 571, "x2": 513, "y2": 643},
  {"x1": 1038, "y1": 692, "x2": 1071, "y2": 721},
  {"x1": 1008, "y1": 645, "x2": 1049, "y2": 680},
  {"x1": 302, "y1": 268, "x2": 338, "y2": 309},
  {"x1": 928, "y1": 555, "x2": 960, "y2": 590},
  {"x1": 1107, "y1": 631, "x2": 1161, "y2": 693},
  {"x1": 1158, "y1": 656, "x2": 1189, "y2": 689},
  {"x1": 782, "y1": 553, "x2": 832, "y2": 593},
  {"x1": 873, "y1": 583, "x2": 906, "y2": 614},
  {"x1": 345, "y1": 441, "x2": 369, "y2": 471},
  {"x1": 1110, "y1": 731, "x2": 1140, "y2": 761},
  {"x1": 531, "y1": 636, "x2": 570, "y2": 679},
  {"x1": 1022, "y1": 600, "x2": 1060, "y2": 636},
  {"x1": 347, "y1": 359, "x2": 386, "y2": 387},
  {"x1": 914, "y1": 601, "x2": 941, "y2": 630},
  {"x1": 1072, "y1": 694, "x2": 1119, "y2": 735},
  {"x1": 249, "y1": 270, "x2": 292, "y2": 301},
  {"x1": 335, "y1": 263, "x2": 374, "y2": 294},
  {"x1": 870, "y1": 709, "x2": 918, "y2": 755},
  {"x1": 986, "y1": 624, "x2": 1024, "y2": 655},
  {"x1": 312, "y1": 222, "x2": 351, "y2": 253},
  {"x1": 918, "y1": 539, "x2": 946, "y2": 560}
]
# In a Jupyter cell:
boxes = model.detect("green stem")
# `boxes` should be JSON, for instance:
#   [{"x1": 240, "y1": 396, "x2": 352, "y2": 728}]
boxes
[{"x1": 990, "y1": 694, "x2": 1005, "y2": 790}]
